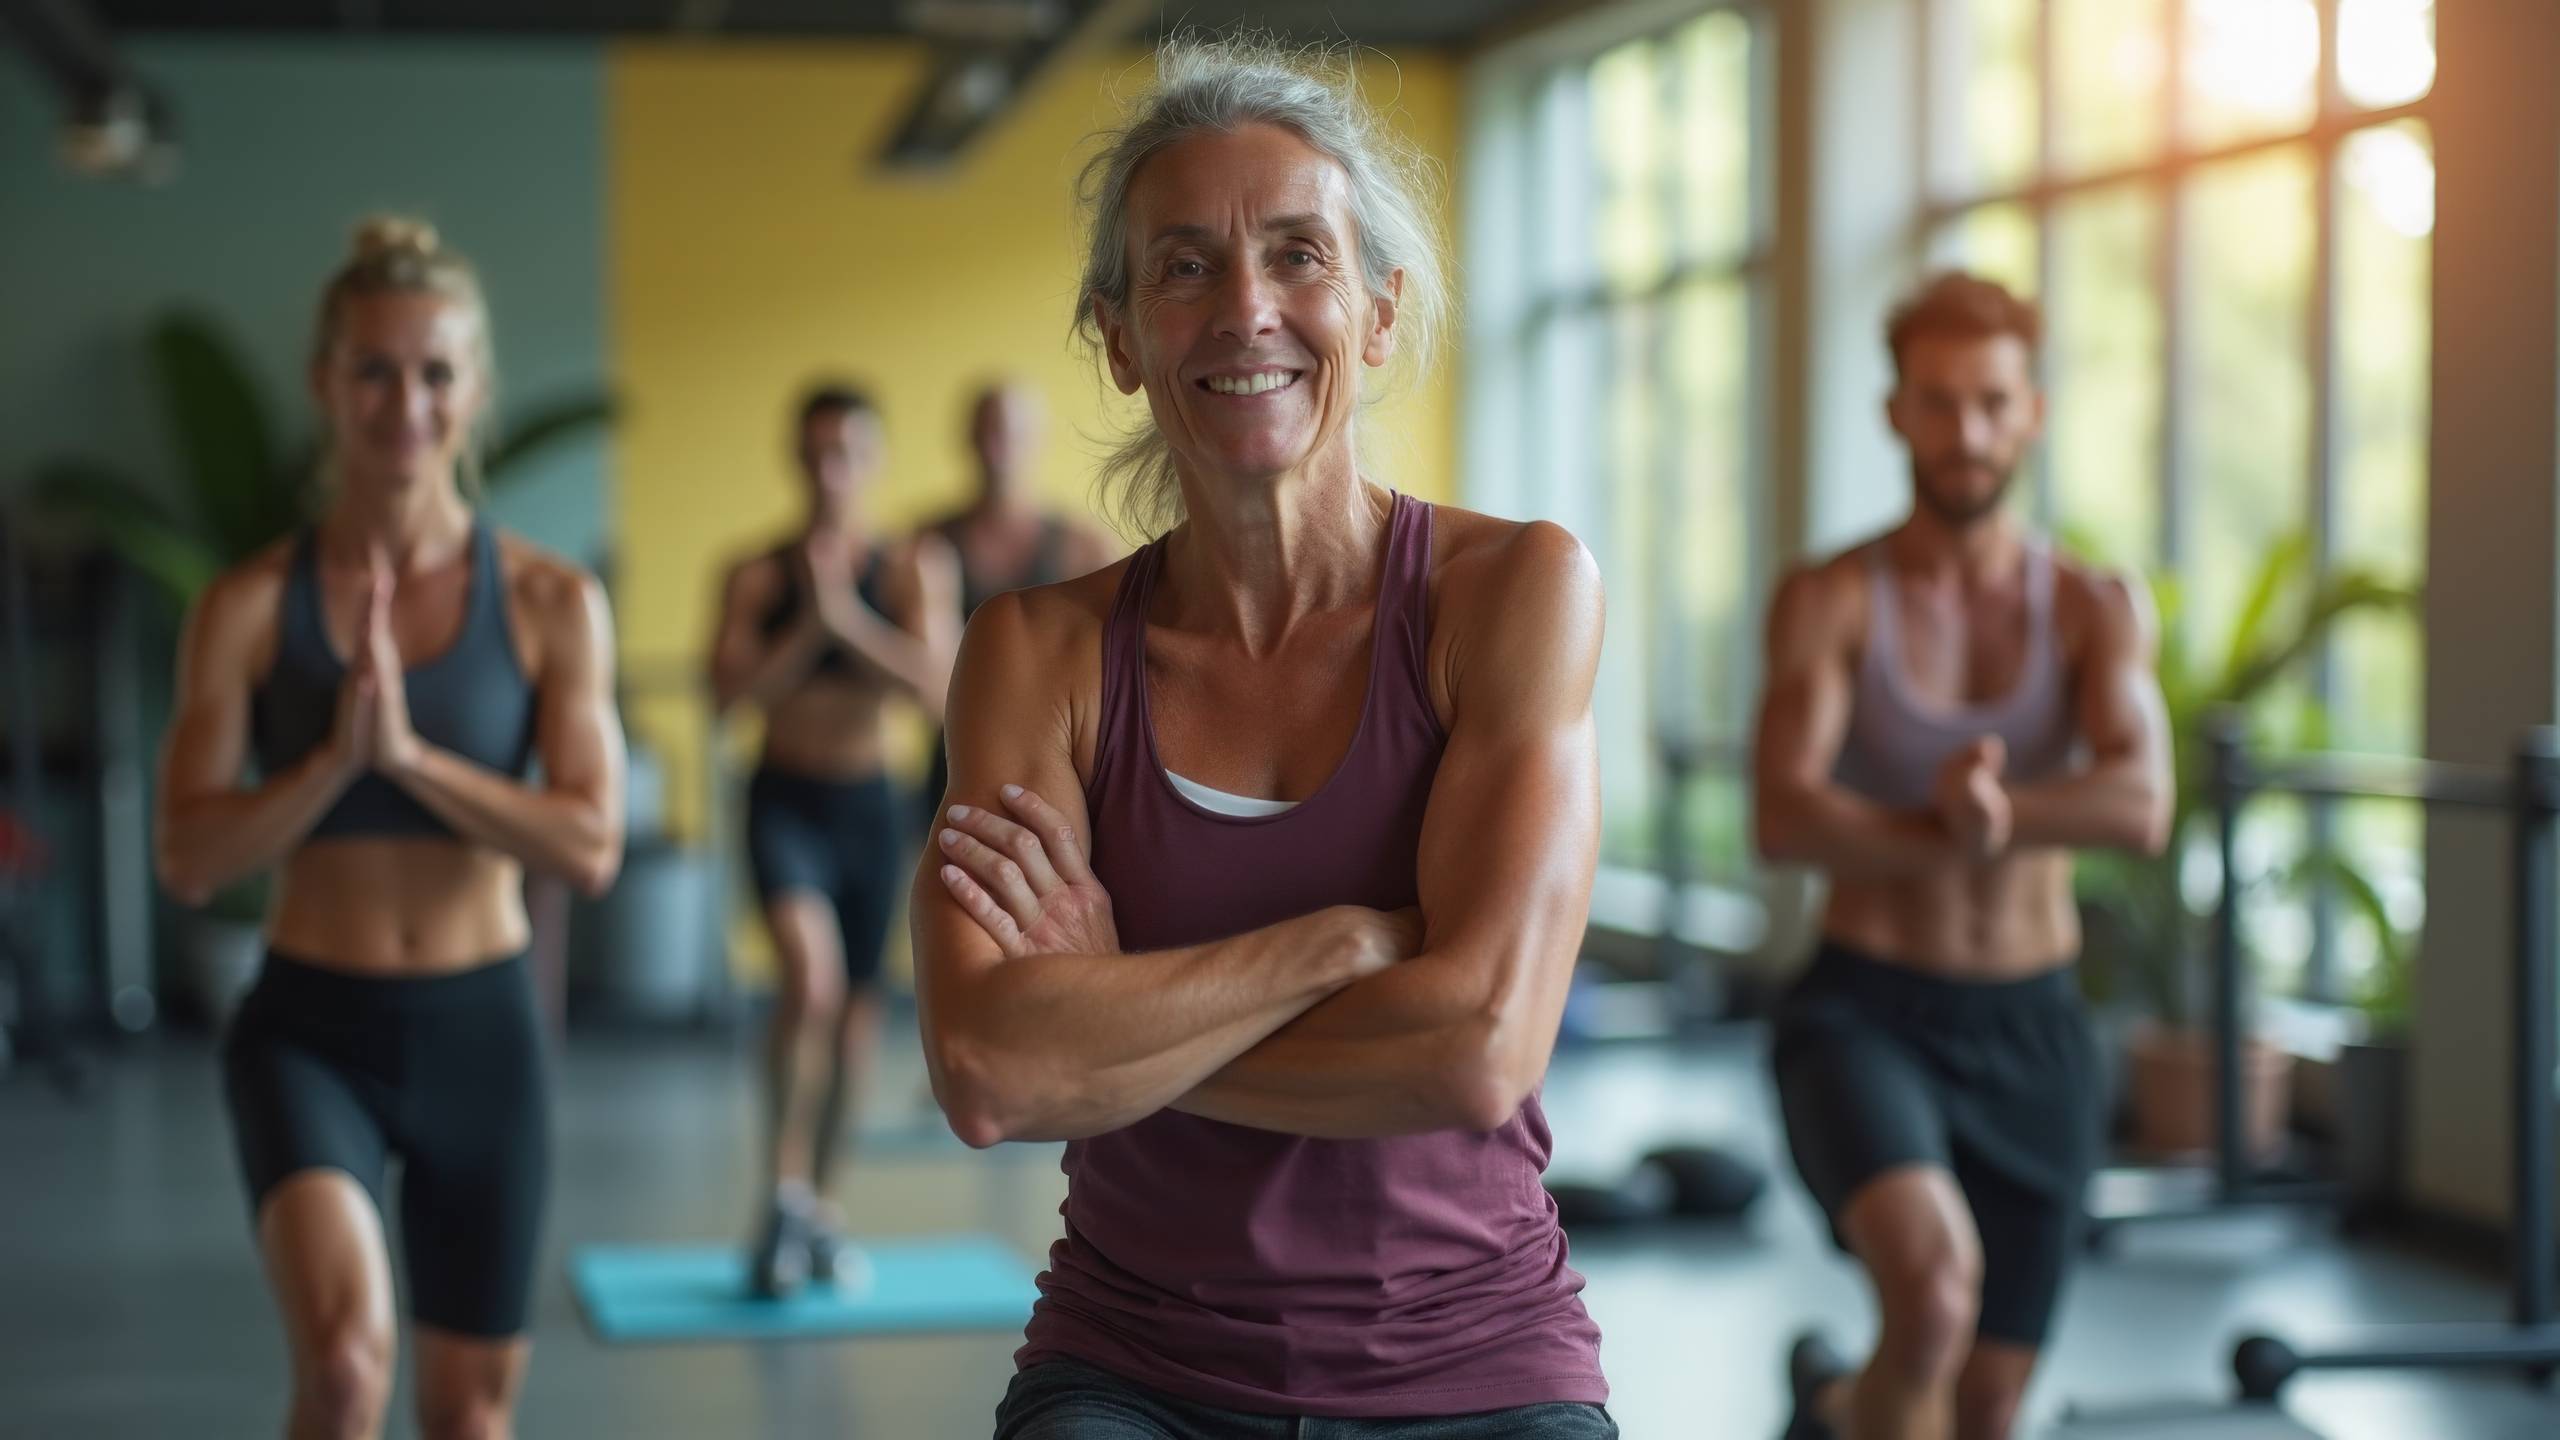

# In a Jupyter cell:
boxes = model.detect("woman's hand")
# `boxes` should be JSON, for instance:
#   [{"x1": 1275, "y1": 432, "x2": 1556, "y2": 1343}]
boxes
[
  {"x1": 936, "y1": 785, "x2": 1120, "y2": 957},
  {"x1": 329, "y1": 600, "x2": 378, "y2": 782},
  {"x1": 1342, "y1": 905, "x2": 1425, "y2": 980},
  {"x1": 800, "y1": 537, "x2": 874, "y2": 646},
  {"x1": 358, "y1": 553, "x2": 421, "y2": 778}
]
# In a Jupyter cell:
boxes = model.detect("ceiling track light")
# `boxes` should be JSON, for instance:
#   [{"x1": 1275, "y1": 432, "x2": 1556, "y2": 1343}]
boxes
[
  {"x1": 932, "y1": 51, "x2": 1016, "y2": 126},
  {"x1": 58, "y1": 74, "x2": 177, "y2": 183}
]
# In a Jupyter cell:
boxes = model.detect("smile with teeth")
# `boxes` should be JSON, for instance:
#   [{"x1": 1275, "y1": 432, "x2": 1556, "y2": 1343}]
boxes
[{"x1": 1201, "y1": 370, "x2": 1300, "y2": 396}]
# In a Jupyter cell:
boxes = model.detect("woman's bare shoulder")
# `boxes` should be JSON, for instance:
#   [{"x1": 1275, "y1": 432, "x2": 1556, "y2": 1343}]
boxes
[
  {"x1": 972, "y1": 555, "x2": 1131, "y2": 654},
  {"x1": 1423, "y1": 503, "x2": 1598, "y2": 616}
]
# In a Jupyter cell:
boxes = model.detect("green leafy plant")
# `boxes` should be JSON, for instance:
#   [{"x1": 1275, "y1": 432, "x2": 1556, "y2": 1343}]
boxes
[
  {"x1": 2344, "y1": 853, "x2": 2417, "y2": 1042},
  {"x1": 22, "y1": 308, "x2": 615, "y2": 918},
  {"x1": 2071, "y1": 530, "x2": 2420, "y2": 1029}
]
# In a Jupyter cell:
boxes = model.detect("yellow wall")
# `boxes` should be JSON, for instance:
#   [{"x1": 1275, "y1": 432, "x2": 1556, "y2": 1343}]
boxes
[{"x1": 607, "y1": 41, "x2": 1462, "y2": 849}]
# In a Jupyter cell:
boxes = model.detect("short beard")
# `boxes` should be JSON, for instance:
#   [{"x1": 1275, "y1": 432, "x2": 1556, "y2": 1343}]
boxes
[{"x1": 1912, "y1": 458, "x2": 2016, "y2": 529}]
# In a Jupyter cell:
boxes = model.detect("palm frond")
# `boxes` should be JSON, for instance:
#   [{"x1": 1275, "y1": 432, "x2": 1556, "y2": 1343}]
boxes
[
  {"x1": 483, "y1": 393, "x2": 618, "y2": 486},
  {"x1": 2225, "y1": 569, "x2": 2420, "y2": 704},
  {"x1": 149, "y1": 311, "x2": 290, "y2": 563},
  {"x1": 2213, "y1": 532, "x2": 2311, "y2": 703},
  {"x1": 28, "y1": 459, "x2": 223, "y2": 604}
]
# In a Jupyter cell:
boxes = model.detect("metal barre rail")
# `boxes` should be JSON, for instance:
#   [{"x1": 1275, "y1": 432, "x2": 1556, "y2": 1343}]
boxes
[
  {"x1": 2227, "y1": 754, "x2": 2515, "y2": 810},
  {"x1": 2205, "y1": 713, "x2": 2560, "y2": 1393},
  {"x1": 2216, "y1": 722, "x2": 2560, "y2": 813}
]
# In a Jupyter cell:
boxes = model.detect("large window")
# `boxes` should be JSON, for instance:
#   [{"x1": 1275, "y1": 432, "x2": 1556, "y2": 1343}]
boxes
[
  {"x1": 1467, "y1": 4, "x2": 1769, "y2": 892},
  {"x1": 1923, "y1": 0, "x2": 2436, "y2": 1000}
]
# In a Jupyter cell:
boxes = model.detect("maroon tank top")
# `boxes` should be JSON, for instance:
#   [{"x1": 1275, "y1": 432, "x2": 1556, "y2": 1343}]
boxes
[{"x1": 1017, "y1": 492, "x2": 1607, "y2": 1418}]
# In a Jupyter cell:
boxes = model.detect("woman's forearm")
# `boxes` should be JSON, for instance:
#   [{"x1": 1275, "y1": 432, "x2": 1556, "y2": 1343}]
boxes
[
  {"x1": 712, "y1": 615, "x2": 833, "y2": 715},
  {"x1": 926, "y1": 907, "x2": 1377, "y2": 1145},
  {"x1": 832, "y1": 608, "x2": 952, "y2": 716},
  {"x1": 157, "y1": 744, "x2": 357, "y2": 906},
  {"x1": 387, "y1": 745, "x2": 622, "y2": 896}
]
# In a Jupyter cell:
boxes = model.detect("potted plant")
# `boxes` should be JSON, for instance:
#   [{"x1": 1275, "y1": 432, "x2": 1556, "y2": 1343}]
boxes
[
  {"x1": 24, "y1": 309, "x2": 613, "y2": 1021},
  {"x1": 2335, "y1": 898, "x2": 2416, "y2": 1217},
  {"x1": 2071, "y1": 532, "x2": 2418, "y2": 1163}
]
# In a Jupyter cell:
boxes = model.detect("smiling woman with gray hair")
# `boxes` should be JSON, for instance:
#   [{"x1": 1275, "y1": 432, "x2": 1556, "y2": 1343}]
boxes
[
  {"x1": 911, "y1": 33, "x2": 1614, "y2": 1439},
  {"x1": 1070, "y1": 36, "x2": 1449, "y2": 536}
]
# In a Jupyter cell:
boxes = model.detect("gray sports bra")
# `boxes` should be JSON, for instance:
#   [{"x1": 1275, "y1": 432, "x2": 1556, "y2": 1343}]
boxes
[{"x1": 249, "y1": 522, "x2": 538, "y2": 839}]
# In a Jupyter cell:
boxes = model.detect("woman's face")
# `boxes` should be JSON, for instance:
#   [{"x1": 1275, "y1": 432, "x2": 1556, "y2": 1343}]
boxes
[
  {"x1": 1098, "y1": 123, "x2": 1401, "y2": 486},
  {"x1": 312, "y1": 290, "x2": 486, "y2": 492},
  {"x1": 800, "y1": 405, "x2": 884, "y2": 517}
]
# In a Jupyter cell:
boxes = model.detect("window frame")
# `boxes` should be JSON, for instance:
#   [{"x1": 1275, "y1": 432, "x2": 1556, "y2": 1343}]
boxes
[
  {"x1": 1469, "y1": 1, "x2": 1777, "y2": 884},
  {"x1": 1916, "y1": 0, "x2": 2435, "y2": 1000},
  {"x1": 1462, "y1": 2, "x2": 1778, "y2": 959}
]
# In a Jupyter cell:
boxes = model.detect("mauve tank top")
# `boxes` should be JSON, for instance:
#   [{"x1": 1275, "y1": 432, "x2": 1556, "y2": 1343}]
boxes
[
  {"x1": 1018, "y1": 491, "x2": 1607, "y2": 1418},
  {"x1": 1833, "y1": 538, "x2": 2078, "y2": 809}
]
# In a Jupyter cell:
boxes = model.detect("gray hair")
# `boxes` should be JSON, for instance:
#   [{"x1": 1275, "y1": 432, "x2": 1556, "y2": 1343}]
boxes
[{"x1": 1072, "y1": 33, "x2": 1448, "y2": 537}]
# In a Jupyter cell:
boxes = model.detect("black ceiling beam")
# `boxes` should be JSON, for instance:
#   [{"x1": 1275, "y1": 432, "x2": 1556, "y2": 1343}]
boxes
[
  {"x1": 85, "y1": 0, "x2": 1547, "y2": 43},
  {"x1": 875, "y1": 0, "x2": 1146, "y2": 173},
  {"x1": 0, "y1": 0, "x2": 124, "y2": 91},
  {"x1": 669, "y1": 0, "x2": 727, "y2": 35}
]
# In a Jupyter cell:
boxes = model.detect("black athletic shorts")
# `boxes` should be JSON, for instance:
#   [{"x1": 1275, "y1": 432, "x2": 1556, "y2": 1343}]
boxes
[
  {"x1": 745, "y1": 767, "x2": 906, "y2": 988},
  {"x1": 1770, "y1": 940, "x2": 2101, "y2": 1347},
  {"x1": 220, "y1": 950, "x2": 549, "y2": 1338}
]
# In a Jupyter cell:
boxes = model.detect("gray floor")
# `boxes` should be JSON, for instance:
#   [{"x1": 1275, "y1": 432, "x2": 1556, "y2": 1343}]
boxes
[{"x1": 3, "y1": 1021, "x2": 2555, "y2": 1439}]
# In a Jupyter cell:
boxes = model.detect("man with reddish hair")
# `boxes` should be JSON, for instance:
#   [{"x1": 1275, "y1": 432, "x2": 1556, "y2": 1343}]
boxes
[{"x1": 1753, "y1": 272, "x2": 2172, "y2": 1440}]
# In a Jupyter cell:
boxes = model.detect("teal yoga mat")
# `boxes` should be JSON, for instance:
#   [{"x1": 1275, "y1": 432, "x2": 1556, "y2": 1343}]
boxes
[{"x1": 571, "y1": 1235, "x2": 1039, "y2": 1343}]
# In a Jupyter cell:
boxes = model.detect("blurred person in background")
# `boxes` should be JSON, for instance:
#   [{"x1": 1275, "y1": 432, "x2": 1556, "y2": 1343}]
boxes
[
  {"x1": 915, "y1": 377, "x2": 1116, "y2": 823},
  {"x1": 705, "y1": 382, "x2": 958, "y2": 1298},
  {"x1": 1753, "y1": 272, "x2": 2171, "y2": 1440}
]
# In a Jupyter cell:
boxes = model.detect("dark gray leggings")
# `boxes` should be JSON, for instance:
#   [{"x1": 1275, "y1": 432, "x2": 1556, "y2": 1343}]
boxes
[{"x1": 994, "y1": 1360, "x2": 1617, "y2": 1440}]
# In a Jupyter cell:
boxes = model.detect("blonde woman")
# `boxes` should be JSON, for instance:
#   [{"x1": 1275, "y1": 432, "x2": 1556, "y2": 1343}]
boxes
[{"x1": 156, "y1": 218, "x2": 625, "y2": 1439}]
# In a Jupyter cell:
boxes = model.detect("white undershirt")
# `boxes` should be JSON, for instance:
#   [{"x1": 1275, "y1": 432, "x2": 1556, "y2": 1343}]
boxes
[{"x1": 1165, "y1": 769, "x2": 1300, "y2": 818}]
